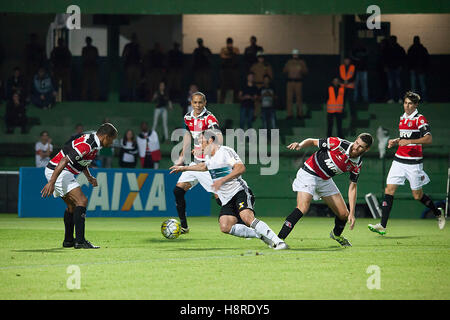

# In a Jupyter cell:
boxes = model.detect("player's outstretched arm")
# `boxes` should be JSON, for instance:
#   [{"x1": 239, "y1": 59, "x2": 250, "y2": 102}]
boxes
[
  {"x1": 287, "y1": 138, "x2": 318, "y2": 150},
  {"x1": 347, "y1": 182, "x2": 357, "y2": 230},
  {"x1": 169, "y1": 162, "x2": 207, "y2": 174},
  {"x1": 41, "y1": 156, "x2": 69, "y2": 197},
  {"x1": 398, "y1": 134, "x2": 432, "y2": 146}
]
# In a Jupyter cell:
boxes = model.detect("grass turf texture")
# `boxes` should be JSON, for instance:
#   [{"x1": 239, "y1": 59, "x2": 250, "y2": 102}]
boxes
[{"x1": 0, "y1": 214, "x2": 449, "y2": 300}]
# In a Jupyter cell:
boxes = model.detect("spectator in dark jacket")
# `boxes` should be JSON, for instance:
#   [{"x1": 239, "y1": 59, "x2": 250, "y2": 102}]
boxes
[
  {"x1": 50, "y1": 38, "x2": 72, "y2": 100},
  {"x1": 384, "y1": 36, "x2": 406, "y2": 103},
  {"x1": 167, "y1": 42, "x2": 184, "y2": 102},
  {"x1": 31, "y1": 67, "x2": 57, "y2": 109},
  {"x1": 244, "y1": 36, "x2": 263, "y2": 73},
  {"x1": 407, "y1": 36, "x2": 429, "y2": 102},
  {"x1": 192, "y1": 38, "x2": 212, "y2": 94},
  {"x1": 6, "y1": 67, "x2": 26, "y2": 100},
  {"x1": 5, "y1": 92, "x2": 27, "y2": 134},
  {"x1": 351, "y1": 40, "x2": 369, "y2": 103}
]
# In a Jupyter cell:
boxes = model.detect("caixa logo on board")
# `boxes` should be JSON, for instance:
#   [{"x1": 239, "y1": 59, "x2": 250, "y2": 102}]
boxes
[{"x1": 77, "y1": 171, "x2": 167, "y2": 212}]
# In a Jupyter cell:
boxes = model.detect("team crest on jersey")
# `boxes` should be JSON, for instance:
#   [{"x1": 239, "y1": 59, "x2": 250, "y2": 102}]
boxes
[
  {"x1": 239, "y1": 202, "x2": 244, "y2": 209},
  {"x1": 407, "y1": 122, "x2": 412, "y2": 127}
]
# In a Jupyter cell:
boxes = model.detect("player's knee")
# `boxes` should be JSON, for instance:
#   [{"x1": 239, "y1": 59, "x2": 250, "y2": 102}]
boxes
[
  {"x1": 412, "y1": 191, "x2": 423, "y2": 200},
  {"x1": 297, "y1": 203, "x2": 310, "y2": 214},
  {"x1": 75, "y1": 195, "x2": 88, "y2": 207},
  {"x1": 384, "y1": 185, "x2": 396, "y2": 195},
  {"x1": 219, "y1": 222, "x2": 232, "y2": 234}
]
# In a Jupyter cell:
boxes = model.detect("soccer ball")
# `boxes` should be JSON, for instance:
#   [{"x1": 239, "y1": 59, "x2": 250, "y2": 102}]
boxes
[{"x1": 161, "y1": 219, "x2": 181, "y2": 239}]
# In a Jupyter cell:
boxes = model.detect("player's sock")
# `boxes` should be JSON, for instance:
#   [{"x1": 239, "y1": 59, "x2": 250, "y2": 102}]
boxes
[
  {"x1": 278, "y1": 208, "x2": 303, "y2": 239},
  {"x1": 64, "y1": 209, "x2": 74, "y2": 242},
  {"x1": 173, "y1": 186, "x2": 188, "y2": 228},
  {"x1": 73, "y1": 206, "x2": 86, "y2": 243},
  {"x1": 251, "y1": 218, "x2": 284, "y2": 245},
  {"x1": 333, "y1": 216, "x2": 347, "y2": 236},
  {"x1": 380, "y1": 194, "x2": 394, "y2": 228},
  {"x1": 229, "y1": 224, "x2": 258, "y2": 238},
  {"x1": 420, "y1": 194, "x2": 441, "y2": 216}
]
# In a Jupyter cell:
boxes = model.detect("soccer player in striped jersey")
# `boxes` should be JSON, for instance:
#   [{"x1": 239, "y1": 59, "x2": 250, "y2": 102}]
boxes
[
  {"x1": 277, "y1": 133, "x2": 373, "y2": 247},
  {"x1": 41, "y1": 123, "x2": 118, "y2": 249},
  {"x1": 172, "y1": 92, "x2": 222, "y2": 234},
  {"x1": 170, "y1": 131, "x2": 288, "y2": 250},
  {"x1": 368, "y1": 91, "x2": 445, "y2": 235}
]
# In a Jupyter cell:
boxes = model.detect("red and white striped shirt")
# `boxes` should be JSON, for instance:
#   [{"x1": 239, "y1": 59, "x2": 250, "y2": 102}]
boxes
[
  {"x1": 395, "y1": 109, "x2": 431, "y2": 164},
  {"x1": 47, "y1": 133, "x2": 101, "y2": 174}
]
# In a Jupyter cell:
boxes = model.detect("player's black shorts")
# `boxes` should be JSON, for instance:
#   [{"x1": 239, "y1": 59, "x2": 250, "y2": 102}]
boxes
[{"x1": 219, "y1": 188, "x2": 255, "y2": 222}]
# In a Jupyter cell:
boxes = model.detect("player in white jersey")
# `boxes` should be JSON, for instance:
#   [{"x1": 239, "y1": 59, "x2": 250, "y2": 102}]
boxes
[{"x1": 170, "y1": 131, "x2": 288, "y2": 250}]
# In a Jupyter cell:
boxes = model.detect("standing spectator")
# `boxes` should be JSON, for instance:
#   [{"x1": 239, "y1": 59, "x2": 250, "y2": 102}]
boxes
[
  {"x1": 239, "y1": 72, "x2": 258, "y2": 129},
  {"x1": 144, "y1": 42, "x2": 166, "y2": 102},
  {"x1": 50, "y1": 38, "x2": 72, "y2": 100},
  {"x1": 81, "y1": 36, "x2": 100, "y2": 101},
  {"x1": 6, "y1": 67, "x2": 26, "y2": 100},
  {"x1": 152, "y1": 81, "x2": 172, "y2": 142},
  {"x1": 259, "y1": 75, "x2": 277, "y2": 131},
  {"x1": 137, "y1": 121, "x2": 161, "y2": 169},
  {"x1": 351, "y1": 40, "x2": 369, "y2": 103},
  {"x1": 244, "y1": 36, "x2": 263, "y2": 73},
  {"x1": 31, "y1": 67, "x2": 57, "y2": 109},
  {"x1": 385, "y1": 35, "x2": 406, "y2": 103},
  {"x1": 167, "y1": 42, "x2": 184, "y2": 103},
  {"x1": 35, "y1": 131, "x2": 53, "y2": 168},
  {"x1": 283, "y1": 49, "x2": 308, "y2": 119},
  {"x1": 24, "y1": 33, "x2": 46, "y2": 96},
  {"x1": 250, "y1": 51, "x2": 273, "y2": 117},
  {"x1": 219, "y1": 38, "x2": 240, "y2": 103},
  {"x1": 407, "y1": 36, "x2": 429, "y2": 102},
  {"x1": 122, "y1": 33, "x2": 142, "y2": 101},
  {"x1": 5, "y1": 92, "x2": 27, "y2": 134},
  {"x1": 326, "y1": 78, "x2": 345, "y2": 138},
  {"x1": 192, "y1": 38, "x2": 212, "y2": 94},
  {"x1": 339, "y1": 57, "x2": 356, "y2": 133},
  {"x1": 119, "y1": 129, "x2": 138, "y2": 168}
]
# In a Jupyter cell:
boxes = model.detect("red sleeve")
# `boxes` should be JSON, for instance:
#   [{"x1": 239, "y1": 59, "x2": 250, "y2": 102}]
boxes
[
  {"x1": 73, "y1": 142, "x2": 91, "y2": 157},
  {"x1": 207, "y1": 114, "x2": 219, "y2": 128},
  {"x1": 327, "y1": 137, "x2": 341, "y2": 150}
]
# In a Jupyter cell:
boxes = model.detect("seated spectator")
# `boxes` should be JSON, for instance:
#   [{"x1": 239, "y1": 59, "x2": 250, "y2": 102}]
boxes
[
  {"x1": 152, "y1": 81, "x2": 172, "y2": 142},
  {"x1": 5, "y1": 92, "x2": 28, "y2": 134},
  {"x1": 259, "y1": 75, "x2": 277, "y2": 131},
  {"x1": 6, "y1": 67, "x2": 26, "y2": 100},
  {"x1": 239, "y1": 72, "x2": 259, "y2": 129},
  {"x1": 137, "y1": 121, "x2": 161, "y2": 169},
  {"x1": 31, "y1": 67, "x2": 57, "y2": 109},
  {"x1": 119, "y1": 129, "x2": 138, "y2": 168},
  {"x1": 35, "y1": 131, "x2": 53, "y2": 167}
]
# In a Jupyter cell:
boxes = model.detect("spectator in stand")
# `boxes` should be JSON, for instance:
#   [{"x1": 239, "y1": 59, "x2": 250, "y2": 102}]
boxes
[
  {"x1": 283, "y1": 49, "x2": 308, "y2": 119},
  {"x1": 152, "y1": 81, "x2": 172, "y2": 142},
  {"x1": 24, "y1": 33, "x2": 46, "y2": 96},
  {"x1": 144, "y1": 42, "x2": 166, "y2": 102},
  {"x1": 50, "y1": 38, "x2": 72, "y2": 100},
  {"x1": 407, "y1": 36, "x2": 430, "y2": 102},
  {"x1": 244, "y1": 36, "x2": 263, "y2": 73},
  {"x1": 119, "y1": 129, "x2": 138, "y2": 168},
  {"x1": 259, "y1": 74, "x2": 277, "y2": 131},
  {"x1": 167, "y1": 42, "x2": 184, "y2": 103},
  {"x1": 351, "y1": 40, "x2": 369, "y2": 103},
  {"x1": 35, "y1": 130, "x2": 53, "y2": 168},
  {"x1": 81, "y1": 36, "x2": 100, "y2": 101},
  {"x1": 326, "y1": 78, "x2": 345, "y2": 138},
  {"x1": 239, "y1": 72, "x2": 258, "y2": 129},
  {"x1": 339, "y1": 57, "x2": 356, "y2": 134},
  {"x1": 5, "y1": 92, "x2": 27, "y2": 134},
  {"x1": 66, "y1": 123, "x2": 84, "y2": 143},
  {"x1": 192, "y1": 38, "x2": 212, "y2": 94},
  {"x1": 31, "y1": 67, "x2": 57, "y2": 109},
  {"x1": 250, "y1": 51, "x2": 273, "y2": 117},
  {"x1": 385, "y1": 35, "x2": 406, "y2": 103},
  {"x1": 219, "y1": 37, "x2": 240, "y2": 103},
  {"x1": 137, "y1": 121, "x2": 161, "y2": 169},
  {"x1": 6, "y1": 67, "x2": 26, "y2": 100},
  {"x1": 122, "y1": 33, "x2": 142, "y2": 101}
]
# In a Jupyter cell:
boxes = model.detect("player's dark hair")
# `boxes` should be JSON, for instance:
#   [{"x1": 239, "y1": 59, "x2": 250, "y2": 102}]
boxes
[
  {"x1": 404, "y1": 91, "x2": 421, "y2": 105},
  {"x1": 97, "y1": 123, "x2": 118, "y2": 138},
  {"x1": 358, "y1": 133, "x2": 373, "y2": 148},
  {"x1": 192, "y1": 91, "x2": 206, "y2": 102},
  {"x1": 40, "y1": 130, "x2": 48, "y2": 136}
]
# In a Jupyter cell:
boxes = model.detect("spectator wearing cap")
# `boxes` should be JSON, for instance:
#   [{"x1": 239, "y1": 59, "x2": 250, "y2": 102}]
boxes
[
  {"x1": 192, "y1": 38, "x2": 212, "y2": 94},
  {"x1": 250, "y1": 51, "x2": 273, "y2": 117},
  {"x1": 283, "y1": 49, "x2": 308, "y2": 119},
  {"x1": 219, "y1": 37, "x2": 240, "y2": 103},
  {"x1": 244, "y1": 36, "x2": 263, "y2": 73}
]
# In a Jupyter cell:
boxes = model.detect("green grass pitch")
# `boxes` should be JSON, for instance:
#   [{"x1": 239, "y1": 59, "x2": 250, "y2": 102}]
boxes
[{"x1": 0, "y1": 214, "x2": 449, "y2": 300}]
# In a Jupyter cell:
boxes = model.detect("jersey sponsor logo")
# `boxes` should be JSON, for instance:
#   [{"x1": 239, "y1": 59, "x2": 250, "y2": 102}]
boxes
[
  {"x1": 324, "y1": 158, "x2": 338, "y2": 174},
  {"x1": 399, "y1": 131, "x2": 413, "y2": 138}
]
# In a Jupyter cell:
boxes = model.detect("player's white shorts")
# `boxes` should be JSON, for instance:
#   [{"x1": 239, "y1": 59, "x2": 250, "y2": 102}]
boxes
[
  {"x1": 44, "y1": 167, "x2": 80, "y2": 198},
  {"x1": 292, "y1": 168, "x2": 340, "y2": 200},
  {"x1": 386, "y1": 160, "x2": 430, "y2": 190},
  {"x1": 177, "y1": 162, "x2": 214, "y2": 193}
]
